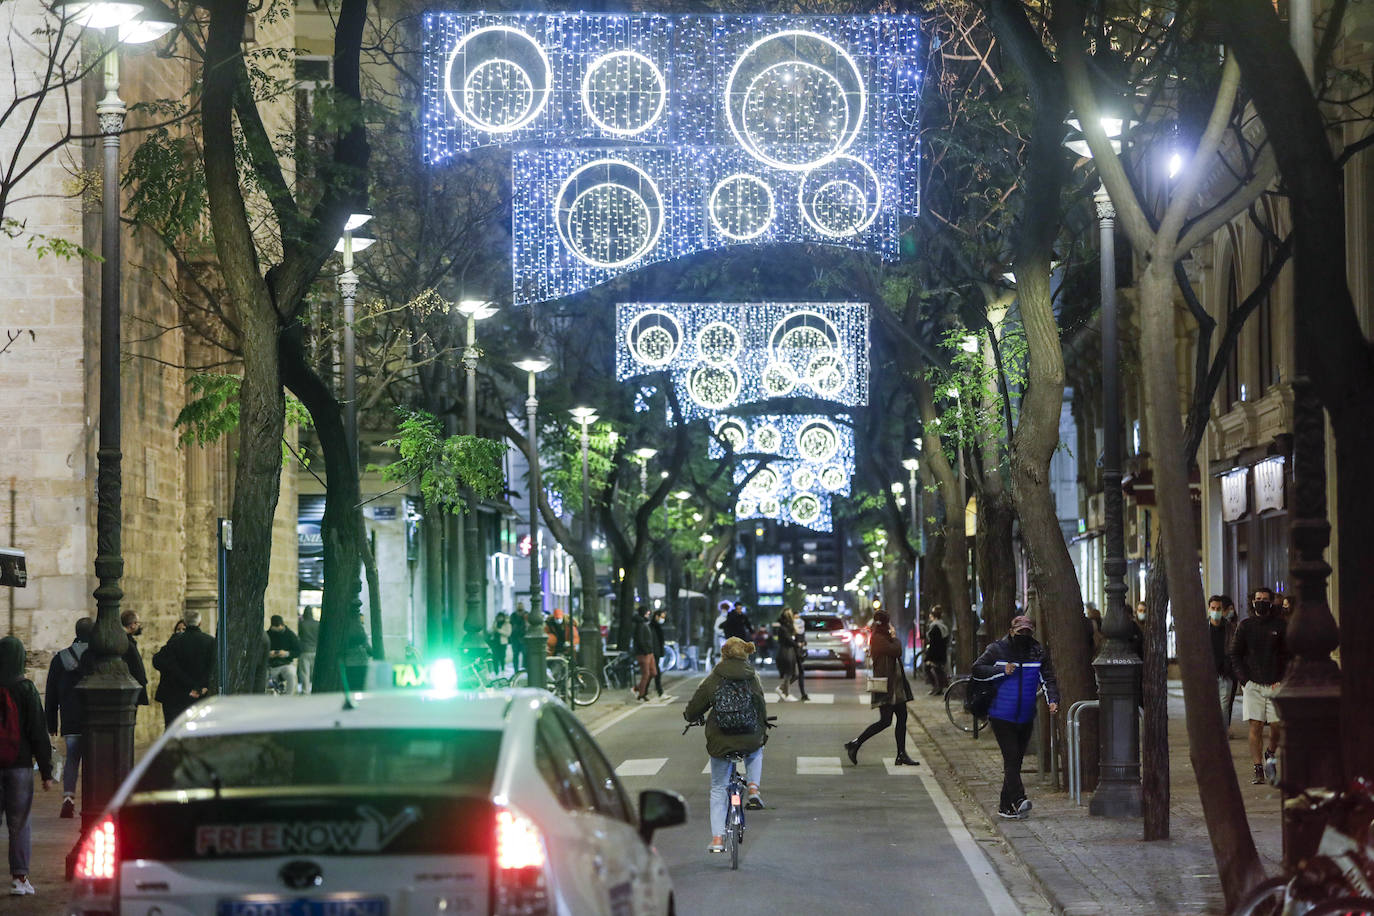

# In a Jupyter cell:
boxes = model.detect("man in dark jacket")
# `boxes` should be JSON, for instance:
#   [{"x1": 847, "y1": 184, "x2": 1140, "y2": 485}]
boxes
[
  {"x1": 1229, "y1": 586, "x2": 1287, "y2": 785},
  {"x1": 266, "y1": 615, "x2": 302, "y2": 695},
  {"x1": 120, "y1": 610, "x2": 150, "y2": 708},
  {"x1": 684, "y1": 636, "x2": 768, "y2": 854},
  {"x1": 1, "y1": 636, "x2": 54, "y2": 895},
  {"x1": 649, "y1": 610, "x2": 667, "y2": 698},
  {"x1": 923, "y1": 606, "x2": 951, "y2": 694},
  {"x1": 1208, "y1": 595, "x2": 1238, "y2": 734},
  {"x1": 153, "y1": 609, "x2": 216, "y2": 728},
  {"x1": 297, "y1": 607, "x2": 319, "y2": 693},
  {"x1": 718, "y1": 604, "x2": 753, "y2": 641},
  {"x1": 45, "y1": 617, "x2": 92, "y2": 818},
  {"x1": 631, "y1": 607, "x2": 657, "y2": 701},
  {"x1": 972, "y1": 616, "x2": 1060, "y2": 819}
]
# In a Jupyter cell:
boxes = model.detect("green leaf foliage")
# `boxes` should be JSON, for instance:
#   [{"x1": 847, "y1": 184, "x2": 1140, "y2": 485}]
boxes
[
  {"x1": 174, "y1": 373, "x2": 313, "y2": 466},
  {"x1": 378, "y1": 410, "x2": 507, "y2": 514}
]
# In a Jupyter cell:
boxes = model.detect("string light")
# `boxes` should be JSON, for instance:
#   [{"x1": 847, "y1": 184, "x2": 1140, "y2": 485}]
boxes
[
  {"x1": 420, "y1": 13, "x2": 924, "y2": 305},
  {"x1": 616, "y1": 302, "x2": 870, "y2": 419},
  {"x1": 734, "y1": 459, "x2": 835, "y2": 532}
]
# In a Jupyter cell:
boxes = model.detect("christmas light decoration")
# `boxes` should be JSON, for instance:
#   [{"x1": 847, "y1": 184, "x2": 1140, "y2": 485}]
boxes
[
  {"x1": 733, "y1": 459, "x2": 834, "y2": 532},
  {"x1": 708, "y1": 414, "x2": 854, "y2": 491},
  {"x1": 616, "y1": 302, "x2": 869, "y2": 419},
  {"x1": 421, "y1": 12, "x2": 923, "y2": 305}
]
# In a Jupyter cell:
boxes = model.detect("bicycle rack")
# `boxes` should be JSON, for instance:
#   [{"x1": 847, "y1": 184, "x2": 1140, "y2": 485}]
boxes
[{"x1": 1068, "y1": 700, "x2": 1098, "y2": 805}]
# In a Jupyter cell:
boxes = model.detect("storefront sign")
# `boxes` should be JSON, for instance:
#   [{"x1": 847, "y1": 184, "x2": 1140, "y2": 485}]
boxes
[
  {"x1": 1253, "y1": 457, "x2": 1286, "y2": 514},
  {"x1": 1221, "y1": 469, "x2": 1249, "y2": 522}
]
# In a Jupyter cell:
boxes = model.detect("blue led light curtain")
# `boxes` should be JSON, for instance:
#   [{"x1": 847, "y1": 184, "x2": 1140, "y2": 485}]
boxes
[
  {"x1": 615, "y1": 302, "x2": 870, "y2": 421},
  {"x1": 735, "y1": 460, "x2": 835, "y2": 532},
  {"x1": 711, "y1": 415, "x2": 854, "y2": 497}
]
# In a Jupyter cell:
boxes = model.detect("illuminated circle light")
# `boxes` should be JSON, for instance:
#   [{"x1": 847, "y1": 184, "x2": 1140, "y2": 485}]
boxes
[
  {"x1": 819, "y1": 464, "x2": 847, "y2": 491},
  {"x1": 761, "y1": 362, "x2": 797, "y2": 396},
  {"x1": 736, "y1": 498, "x2": 758, "y2": 517},
  {"x1": 758, "y1": 496, "x2": 782, "y2": 518},
  {"x1": 708, "y1": 174, "x2": 776, "y2": 241},
  {"x1": 715, "y1": 418, "x2": 747, "y2": 453},
  {"x1": 789, "y1": 493, "x2": 822, "y2": 525},
  {"x1": 625, "y1": 309, "x2": 683, "y2": 366},
  {"x1": 687, "y1": 362, "x2": 741, "y2": 410},
  {"x1": 806, "y1": 351, "x2": 848, "y2": 396},
  {"x1": 726, "y1": 30, "x2": 866, "y2": 171},
  {"x1": 754, "y1": 424, "x2": 782, "y2": 453},
  {"x1": 746, "y1": 466, "x2": 781, "y2": 496},
  {"x1": 555, "y1": 159, "x2": 664, "y2": 269},
  {"x1": 445, "y1": 26, "x2": 551, "y2": 134},
  {"x1": 797, "y1": 419, "x2": 840, "y2": 463},
  {"x1": 800, "y1": 155, "x2": 883, "y2": 237},
  {"x1": 791, "y1": 466, "x2": 816, "y2": 490},
  {"x1": 771, "y1": 310, "x2": 846, "y2": 389},
  {"x1": 581, "y1": 50, "x2": 667, "y2": 137},
  {"x1": 696, "y1": 321, "x2": 743, "y2": 366}
]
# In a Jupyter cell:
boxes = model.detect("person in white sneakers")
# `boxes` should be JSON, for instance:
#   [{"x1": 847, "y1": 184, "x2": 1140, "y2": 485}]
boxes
[{"x1": 0, "y1": 636, "x2": 54, "y2": 895}]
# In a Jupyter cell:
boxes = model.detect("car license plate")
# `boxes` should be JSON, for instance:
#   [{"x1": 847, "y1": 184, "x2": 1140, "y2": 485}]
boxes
[
  {"x1": 218, "y1": 897, "x2": 388, "y2": 916},
  {"x1": 808, "y1": 649, "x2": 827, "y2": 658}
]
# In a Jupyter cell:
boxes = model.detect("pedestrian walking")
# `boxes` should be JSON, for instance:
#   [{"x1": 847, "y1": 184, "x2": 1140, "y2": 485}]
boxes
[
  {"x1": 510, "y1": 604, "x2": 528, "y2": 672},
  {"x1": 631, "y1": 606, "x2": 657, "y2": 701},
  {"x1": 44, "y1": 617, "x2": 92, "y2": 818},
  {"x1": 1230, "y1": 586, "x2": 1287, "y2": 785},
  {"x1": 972, "y1": 615, "x2": 1060, "y2": 819},
  {"x1": 266, "y1": 615, "x2": 302, "y2": 694},
  {"x1": 297, "y1": 606, "x2": 319, "y2": 693},
  {"x1": 489, "y1": 612, "x2": 512, "y2": 674},
  {"x1": 924, "y1": 606, "x2": 951, "y2": 694},
  {"x1": 773, "y1": 609, "x2": 800, "y2": 701},
  {"x1": 153, "y1": 609, "x2": 216, "y2": 728},
  {"x1": 1208, "y1": 594, "x2": 1238, "y2": 734},
  {"x1": 649, "y1": 610, "x2": 667, "y2": 697},
  {"x1": 120, "y1": 610, "x2": 150, "y2": 708},
  {"x1": 844, "y1": 610, "x2": 917, "y2": 766},
  {"x1": 718, "y1": 603, "x2": 753, "y2": 641},
  {"x1": 0, "y1": 636, "x2": 54, "y2": 897},
  {"x1": 683, "y1": 636, "x2": 769, "y2": 853}
]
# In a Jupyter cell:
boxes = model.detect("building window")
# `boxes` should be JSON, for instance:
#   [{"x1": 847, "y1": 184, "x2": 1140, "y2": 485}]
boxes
[{"x1": 1224, "y1": 259, "x2": 1241, "y2": 410}]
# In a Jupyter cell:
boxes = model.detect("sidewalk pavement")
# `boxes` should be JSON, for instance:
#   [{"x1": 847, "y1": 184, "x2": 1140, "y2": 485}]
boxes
[{"x1": 906, "y1": 679, "x2": 1283, "y2": 915}]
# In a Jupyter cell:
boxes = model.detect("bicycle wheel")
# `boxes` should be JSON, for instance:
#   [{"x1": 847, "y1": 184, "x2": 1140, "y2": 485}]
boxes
[
  {"x1": 945, "y1": 678, "x2": 976, "y2": 733},
  {"x1": 571, "y1": 667, "x2": 601, "y2": 706},
  {"x1": 510, "y1": 670, "x2": 529, "y2": 688},
  {"x1": 660, "y1": 644, "x2": 678, "y2": 673},
  {"x1": 1231, "y1": 877, "x2": 1288, "y2": 916},
  {"x1": 1307, "y1": 897, "x2": 1374, "y2": 916},
  {"x1": 728, "y1": 800, "x2": 740, "y2": 871}
]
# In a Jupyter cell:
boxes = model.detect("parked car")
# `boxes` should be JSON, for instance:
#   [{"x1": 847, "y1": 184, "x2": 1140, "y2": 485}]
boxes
[
  {"x1": 799, "y1": 614, "x2": 857, "y2": 677},
  {"x1": 69, "y1": 687, "x2": 686, "y2": 916}
]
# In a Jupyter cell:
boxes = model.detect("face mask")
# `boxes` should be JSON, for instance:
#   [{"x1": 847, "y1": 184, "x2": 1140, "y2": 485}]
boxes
[
  {"x1": 1208, "y1": 611, "x2": 1223, "y2": 623},
  {"x1": 1253, "y1": 601, "x2": 1272, "y2": 616},
  {"x1": 1011, "y1": 633, "x2": 1033, "y2": 651},
  {"x1": 1135, "y1": 611, "x2": 1147, "y2": 622}
]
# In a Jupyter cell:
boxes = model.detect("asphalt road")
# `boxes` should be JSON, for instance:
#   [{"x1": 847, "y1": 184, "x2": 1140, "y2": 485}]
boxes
[{"x1": 589, "y1": 670, "x2": 1023, "y2": 916}]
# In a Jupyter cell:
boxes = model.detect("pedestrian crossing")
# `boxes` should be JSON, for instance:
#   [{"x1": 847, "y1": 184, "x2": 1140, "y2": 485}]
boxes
[{"x1": 619, "y1": 752, "x2": 925, "y2": 778}]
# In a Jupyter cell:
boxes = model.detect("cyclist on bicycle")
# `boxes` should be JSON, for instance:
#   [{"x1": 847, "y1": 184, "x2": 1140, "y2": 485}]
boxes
[
  {"x1": 684, "y1": 636, "x2": 769, "y2": 854},
  {"x1": 545, "y1": 607, "x2": 579, "y2": 660}
]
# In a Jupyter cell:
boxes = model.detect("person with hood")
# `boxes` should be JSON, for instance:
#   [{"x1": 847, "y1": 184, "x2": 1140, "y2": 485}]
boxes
[
  {"x1": 684, "y1": 636, "x2": 769, "y2": 854},
  {"x1": 718, "y1": 603, "x2": 753, "y2": 641},
  {"x1": 972, "y1": 616, "x2": 1060, "y2": 819},
  {"x1": 45, "y1": 617, "x2": 93, "y2": 818},
  {"x1": 649, "y1": 609, "x2": 667, "y2": 698},
  {"x1": 153, "y1": 609, "x2": 216, "y2": 727},
  {"x1": 631, "y1": 606, "x2": 657, "y2": 702},
  {"x1": 844, "y1": 610, "x2": 917, "y2": 766},
  {"x1": 1, "y1": 635, "x2": 55, "y2": 896}
]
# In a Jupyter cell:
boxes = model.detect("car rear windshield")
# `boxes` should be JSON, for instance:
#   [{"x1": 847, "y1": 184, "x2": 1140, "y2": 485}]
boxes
[
  {"x1": 132, "y1": 728, "x2": 500, "y2": 795},
  {"x1": 804, "y1": 617, "x2": 844, "y2": 632}
]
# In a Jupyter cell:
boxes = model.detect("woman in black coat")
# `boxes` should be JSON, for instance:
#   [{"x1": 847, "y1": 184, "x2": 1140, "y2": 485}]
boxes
[
  {"x1": 844, "y1": 611, "x2": 917, "y2": 766},
  {"x1": 773, "y1": 609, "x2": 800, "y2": 701}
]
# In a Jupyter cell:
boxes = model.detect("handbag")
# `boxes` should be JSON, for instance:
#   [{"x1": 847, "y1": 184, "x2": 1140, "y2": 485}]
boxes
[{"x1": 864, "y1": 659, "x2": 887, "y2": 693}]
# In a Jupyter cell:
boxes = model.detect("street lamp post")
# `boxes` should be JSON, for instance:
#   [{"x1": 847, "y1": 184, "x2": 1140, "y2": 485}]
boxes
[
  {"x1": 336, "y1": 214, "x2": 374, "y2": 474},
  {"x1": 903, "y1": 457, "x2": 921, "y2": 636},
  {"x1": 514, "y1": 357, "x2": 550, "y2": 688},
  {"x1": 53, "y1": 0, "x2": 175, "y2": 846},
  {"x1": 570, "y1": 406, "x2": 601, "y2": 675},
  {"x1": 635, "y1": 447, "x2": 657, "y2": 496},
  {"x1": 456, "y1": 300, "x2": 497, "y2": 641}
]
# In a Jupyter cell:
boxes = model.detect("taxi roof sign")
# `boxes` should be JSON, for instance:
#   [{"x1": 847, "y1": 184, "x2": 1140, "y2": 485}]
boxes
[{"x1": 366, "y1": 658, "x2": 459, "y2": 693}]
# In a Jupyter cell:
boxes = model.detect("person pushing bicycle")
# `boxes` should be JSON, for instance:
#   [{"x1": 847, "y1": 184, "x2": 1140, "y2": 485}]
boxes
[{"x1": 684, "y1": 636, "x2": 769, "y2": 854}]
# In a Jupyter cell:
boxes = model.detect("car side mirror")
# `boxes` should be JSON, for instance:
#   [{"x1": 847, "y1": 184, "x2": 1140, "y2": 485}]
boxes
[{"x1": 638, "y1": 789, "x2": 687, "y2": 843}]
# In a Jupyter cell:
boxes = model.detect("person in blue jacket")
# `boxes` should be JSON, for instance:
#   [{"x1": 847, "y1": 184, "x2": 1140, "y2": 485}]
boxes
[{"x1": 972, "y1": 615, "x2": 1060, "y2": 819}]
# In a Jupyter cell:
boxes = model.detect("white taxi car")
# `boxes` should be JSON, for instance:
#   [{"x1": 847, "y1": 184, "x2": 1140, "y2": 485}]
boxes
[{"x1": 68, "y1": 685, "x2": 686, "y2": 916}]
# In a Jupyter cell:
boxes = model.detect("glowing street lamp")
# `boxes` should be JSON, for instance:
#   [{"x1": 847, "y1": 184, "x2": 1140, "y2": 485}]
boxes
[
  {"x1": 514, "y1": 356, "x2": 551, "y2": 687},
  {"x1": 569, "y1": 406, "x2": 600, "y2": 672}
]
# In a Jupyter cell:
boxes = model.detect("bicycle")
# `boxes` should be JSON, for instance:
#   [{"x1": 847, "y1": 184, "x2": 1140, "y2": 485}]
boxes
[
  {"x1": 943, "y1": 676, "x2": 988, "y2": 735},
  {"x1": 266, "y1": 668, "x2": 291, "y2": 696},
  {"x1": 604, "y1": 651, "x2": 639, "y2": 690},
  {"x1": 659, "y1": 641, "x2": 680, "y2": 673},
  {"x1": 1232, "y1": 778, "x2": 1374, "y2": 916},
  {"x1": 459, "y1": 655, "x2": 511, "y2": 690},
  {"x1": 684, "y1": 715, "x2": 776, "y2": 870},
  {"x1": 512, "y1": 653, "x2": 601, "y2": 706}
]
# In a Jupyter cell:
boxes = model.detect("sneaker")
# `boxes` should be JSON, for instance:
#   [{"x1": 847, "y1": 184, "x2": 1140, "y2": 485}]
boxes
[
  {"x1": 10, "y1": 878, "x2": 34, "y2": 895},
  {"x1": 706, "y1": 838, "x2": 725, "y2": 853},
  {"x1": 60, "y1": 796, "x2": 75, "y2": 819},
  {"x1": 1015, "y1": 797, "x2": 1032, "y2": 817},
  {"x1": 1252, "y1": 764, "x2": 1265, "y2": 785},
  {"x1": 996, "y1": 806, "x2": 1020, "y2": 819},
  {"x1": 799, "y1": 694, "x2": 810, "y2": 702},
  {"x1": 1264, "y1": 747, "x2": 1276, "y2": 761},
  {"x1": 746, "y1": 793, "x2": 765, "y2": 810},
  {"x1": 776, "y1": 687, "x2": 788, "y2": 701}
]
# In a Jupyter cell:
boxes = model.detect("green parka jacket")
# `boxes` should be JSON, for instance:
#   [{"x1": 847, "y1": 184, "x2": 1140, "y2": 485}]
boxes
[{"x1": 684, "y1": 657, "x2": 768, "y2": 759}]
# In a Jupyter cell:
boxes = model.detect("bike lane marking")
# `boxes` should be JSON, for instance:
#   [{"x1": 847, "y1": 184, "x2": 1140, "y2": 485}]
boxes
[
  {"x1": 616, "y1": 758, "x2": 668, "y2": 777},
  {"x1": 917, "y1": 767, "x2": 1021, "y2": 915}
]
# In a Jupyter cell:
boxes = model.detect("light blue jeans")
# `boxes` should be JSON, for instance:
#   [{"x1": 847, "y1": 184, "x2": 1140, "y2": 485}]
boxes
[
  {"x1": 708, "y1": 749, "x2": 762, "y2": 838},
  {"x1": 1, "y1": 766, "x2": 34, "y2": 876},
  {"x1": 63, "y1": 734, "x2": 81, "y2": 797}
]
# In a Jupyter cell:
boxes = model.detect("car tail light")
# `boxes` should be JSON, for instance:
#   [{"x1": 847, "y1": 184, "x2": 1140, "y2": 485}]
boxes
[
  {"x1": 837, "y1": 631, "x2": 851, "y2": 642},
  {"x1": 74, "y1": 815, "x2": 117, "y2": 881},
  {"x1": 493, "y1": 807, "x2": 549, "y2": 916}
]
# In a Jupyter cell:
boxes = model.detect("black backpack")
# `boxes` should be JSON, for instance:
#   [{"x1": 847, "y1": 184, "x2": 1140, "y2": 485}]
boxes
[
  {"x1": 712, "y1": 677, "x2": 758, "y2": 735},
  {"x1": 965, "y1": 676, "x2": 998, "y2": 718}
]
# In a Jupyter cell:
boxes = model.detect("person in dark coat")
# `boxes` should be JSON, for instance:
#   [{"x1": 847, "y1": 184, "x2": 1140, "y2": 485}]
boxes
[
  {"x1": 266, "y1": 615, "x2": 302, "y2": 694},
  {"x1": 45, "y1": 617, "x2": 92, "y2": 817},
  {"x1": 973, "y1": 616, "x2": 1060, "y2": 819},
  {"x1": 1208, "y1": 595, "x2": 1238, "y2": 734},
  {"x1": 1, "y1": 635, "x2": 54, "y2": 895},
  {"x1": 120, "y1": 610, "x2": 150, "y2": 707},
  {"x1": 718, "y1": 604, "x2": 753, "y2": 641},
  {"x1": 844, "y1": 610, "x2": 917, "y2": 766},
  {"x1": 297, "y1": 607, "x2": 320, "y2": 693},
  {"x1": 773, "y1": 609, "x2": 800, "y2": 701},
  {"x1": 509, "y1": 605, "x2": 528, "y2": 673},
  {"x1": 1230, "y1": 586, "x2": 1288, "y2": 785},
  {"x1": 684, "y1": 636, "x2": 769, "y2": 853},
  {"x1": 631, "y1": 607, "x2": 657, "y2": 702},
  {"x1": 923, "y1": 605, "x2": 951, "y2": 694},
  {"x1": 153, "y1": 609, "x2": 216, "y2": 728},
  {"x1": 649, "y1": 610, "x2": 667, "y2": 698}
]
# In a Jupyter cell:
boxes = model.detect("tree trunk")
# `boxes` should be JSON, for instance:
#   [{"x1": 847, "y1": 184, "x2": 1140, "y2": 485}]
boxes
[
  {"x1": 423, "y1": 508, "x2": 444, "y2": 654},
  {"x1": 977, "y1": 486, "x2": 1018, "y2": 641},
  {"x1": 1142, "y1": 532, "x2": 1170, "y2": 840},
  {"x1": 280, "y1": 330, "x2": 364, "y2": 694},
  {"x1": 360, "y1": 518, "x2": 384, "y2": 660},
  {"x1": 924, "y1": 526, "x2": 950, "y2": 626},
  {"x1": 1137, "y1": 262, "x2": 1263, "y2": 902}
]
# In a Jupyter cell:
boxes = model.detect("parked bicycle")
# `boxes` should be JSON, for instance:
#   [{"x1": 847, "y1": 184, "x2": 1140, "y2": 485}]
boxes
[
  {"x1": 943, "y1": 675, "x2": 988, "y2": 735},
  {"x1": 1233, "y1": 778, "x2": 1374, "y2": 916},
  {"x1": 512, "y1": 653, "x2": 600, "y2": 707},
  {"x1": 604, "y1": 651, "x2": 640, "y2": 690},
  {"x1": 460, "y1": 654, "x2": 511, "y2": 690},
  {"x1": 659, "y1": 640, "x2": 680, "y2": 674}
]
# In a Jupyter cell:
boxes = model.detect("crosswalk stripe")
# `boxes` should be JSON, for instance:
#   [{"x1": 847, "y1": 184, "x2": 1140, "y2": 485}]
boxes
[
  {"x1": 805, "y1": 693, "x2": 835, "y2": 704},
  {"x1": 796, "y1": 755, "x2": 844, "y2": 776},
  {"x1": 882, "y1": 757, "x2": 924, "y2": 775},
  {"x1": 702, "y1": 761, "x2": 711, "y2": 775},
  {"x1": 616, "y1": 758, "x2": 668, "y2": 777}
]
